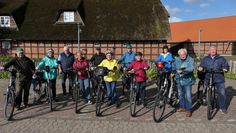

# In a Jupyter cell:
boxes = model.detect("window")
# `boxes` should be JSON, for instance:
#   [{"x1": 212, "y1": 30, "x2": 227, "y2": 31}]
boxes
[
  {"x1": 64, "y1": 12, "x2": 74, "y2": 22},
  {"x1": 0, "y1": 16, "x2": 10, "y2": 27}
]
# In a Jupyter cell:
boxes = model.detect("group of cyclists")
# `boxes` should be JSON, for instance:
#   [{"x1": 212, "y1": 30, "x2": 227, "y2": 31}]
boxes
[{"x1": 0, "y1": 43, "x2": 230, "y2": 119}]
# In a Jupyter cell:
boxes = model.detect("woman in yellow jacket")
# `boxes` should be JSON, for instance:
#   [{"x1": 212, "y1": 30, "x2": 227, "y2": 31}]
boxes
[{"x1": 98, "y1": 50, "x2": 120, "y2": 106}]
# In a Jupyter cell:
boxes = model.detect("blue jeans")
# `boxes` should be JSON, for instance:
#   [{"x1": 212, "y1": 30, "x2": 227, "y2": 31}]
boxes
[
  {"x1": 177, "y1": 84, "x2": 192, "y2": 112},
  {"x1": 215, "y1": 83, "x2": 226, "y2": 110},
  {"x1": 79, "y1": 79, "x2": 91, "y2": 100},
  {"x1": 105, "y1": 81, "x2": 117, "y2": 103}
]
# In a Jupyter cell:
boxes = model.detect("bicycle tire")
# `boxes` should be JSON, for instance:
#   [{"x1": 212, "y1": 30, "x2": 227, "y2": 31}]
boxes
[
  {"x1": 207, "y1": 86, "x2": 213, "y2": 120},
  {"x1": 74, "y1": 83, "x2": 80, "y2": 113},
  {"x1": 95, "y1": 85, "x2": 103, "y2": 116},
  {"x1": 153, "y1": 91, "x2": 166, "y2": 123},
  {"x1": 47, "y1": 82, "x2": 53, "y2": 111},
  {"x1": 129, "y1": 88, "x2": 137, "y2": 117},
  {"x1": 4, "y1": 87, "x2": 15, "y2": 120}
]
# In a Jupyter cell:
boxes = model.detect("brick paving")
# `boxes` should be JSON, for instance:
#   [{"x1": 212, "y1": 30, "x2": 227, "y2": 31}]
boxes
[{"x1": 0, "y1": 79, "x2": 236, "y2": 133}]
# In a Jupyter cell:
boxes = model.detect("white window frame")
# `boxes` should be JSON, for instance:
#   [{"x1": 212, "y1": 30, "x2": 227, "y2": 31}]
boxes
[
  {"x1": 64, "y1": 12, "x2": 74, "y2": 22},
  {"x1": 0, "y1": 16, "x2": 10, "y2": 27}
]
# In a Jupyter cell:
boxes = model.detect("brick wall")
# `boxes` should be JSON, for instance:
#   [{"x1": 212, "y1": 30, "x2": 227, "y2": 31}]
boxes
[{"x1": 0, "y1": 40, "x2": 235, "y2": 59}]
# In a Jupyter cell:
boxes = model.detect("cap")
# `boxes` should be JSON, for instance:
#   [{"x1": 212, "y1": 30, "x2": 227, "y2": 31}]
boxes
[
  {"x1": 135, "y1": 52, "x2": 143, "y2": 56},
  {"x1": 125, "y1": 43, "x2": 132, "y2": 49},
  {"x1": 16, "y1": 48, "x2": 24, "y2": 53}
]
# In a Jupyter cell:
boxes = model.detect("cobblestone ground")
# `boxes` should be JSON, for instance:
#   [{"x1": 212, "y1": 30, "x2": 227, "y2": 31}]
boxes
[{"x1": 0, "y1": 79, "x2": 236, "y2": 133}]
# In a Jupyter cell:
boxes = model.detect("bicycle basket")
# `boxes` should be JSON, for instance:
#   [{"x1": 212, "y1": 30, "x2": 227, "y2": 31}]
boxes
[{"x1": 95, "y1": 67, "x2": 109, "y2": 77}]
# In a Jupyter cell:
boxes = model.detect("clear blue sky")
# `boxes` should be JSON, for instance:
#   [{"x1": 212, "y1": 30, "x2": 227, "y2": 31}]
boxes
[{"x1": 161, "y1": 0, "x2": 236, "y2": 22}]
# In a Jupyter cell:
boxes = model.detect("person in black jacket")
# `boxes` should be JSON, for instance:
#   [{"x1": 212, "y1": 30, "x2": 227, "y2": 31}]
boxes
[
  {"x1": 90, "y1": 47, "x2": 106, "y2": 66},
  {"x1": 58, "y1": 45, "x2": 75, "y2": 96},
  {"x1": 0, "y1": 48, "x2": 35, "y2": 110}
]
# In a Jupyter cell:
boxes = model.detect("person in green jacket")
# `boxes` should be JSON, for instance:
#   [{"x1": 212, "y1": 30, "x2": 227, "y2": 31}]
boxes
[
  {"x1": 0, "y1": 48, "x2": 35, "y2": 110},
  {"x1": 36, "y1": 49, "x2": 58, "y2": 101}
]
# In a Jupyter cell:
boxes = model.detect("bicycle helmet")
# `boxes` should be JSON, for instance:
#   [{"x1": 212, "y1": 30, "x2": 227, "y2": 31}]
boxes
[
  {"x1": 156, "y1": 62, "x2": 164, "y2": 69},
  {"x1": 105, "y1": 50, "x2": 114, "y2": 55},
  {"x1": 47, "y1": 48, "x2": 54, "y2": 54}
]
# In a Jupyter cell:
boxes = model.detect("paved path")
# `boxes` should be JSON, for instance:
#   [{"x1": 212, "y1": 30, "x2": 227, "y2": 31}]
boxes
[{"x1": 0, "y1": 79, "x2": 236, "y2": 133}]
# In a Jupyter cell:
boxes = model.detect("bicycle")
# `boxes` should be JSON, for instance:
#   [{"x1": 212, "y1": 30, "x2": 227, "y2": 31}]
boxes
[
  {"x1": 203, "y1": 68, "x2": 223, "y2": 120},
  {"x1": 127, "y1": 68, "x2": 147, "y2": 117},
  {"x1": 32, "y1": 71, "x2": 46, "y2": 103},
  {"x1": 94, "y1": 67, "x2": 120, "y2": 116},
  {"x1": 43, "y1": 66, "x2": 57, "y2": 111},
  {"x1": 120, "y1": 63, "x2": 131, "y2": 95},
  {"x1": 196, "y1": 70, "x2": 207, "y2": 105},
  {"x1": 69, "y1": 68, "x2": 81, "y2": 114},
  {"x1": 2, "y1": 69, "x2": 17, "y2": 120},
  {"x1": 153, "y1": 62, "x2": 178, "y2": 122}
]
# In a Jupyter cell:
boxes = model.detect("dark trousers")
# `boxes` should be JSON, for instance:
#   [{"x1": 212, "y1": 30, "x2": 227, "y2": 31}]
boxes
[
  {"x1": 135, "y1": 81, "x2": 146, "y2": 103},
  {"x1": 49, "y1": 79, "x2": 57, "y2": 99},
  {"x1": 16, "y1": 79, "x2": 32, "y2": 106},
  {"x1": 61, "y1": 72, "x2": 73, "y2": 94}
]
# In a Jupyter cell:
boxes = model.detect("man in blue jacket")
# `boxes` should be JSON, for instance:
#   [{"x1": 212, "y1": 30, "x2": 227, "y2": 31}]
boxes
[
  {"x1": 118, "y1": 43, "x2": 136, "y2": 94},
  {"x1": 173, "y1": 48, "x2": 195, "y2": 117},
  {"x1": 58, "y1": 45, "x2": 75, "y2": 96},
  {"x1": 199, "y1": 46, "x2": 229, "y2": 114},
  {"x1": 118, "y1": 43, "x2": 136, "y2": 67}
]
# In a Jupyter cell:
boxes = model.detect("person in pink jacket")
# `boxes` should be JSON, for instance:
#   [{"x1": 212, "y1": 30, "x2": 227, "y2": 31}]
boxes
[
  {"x1": 73, "y1": 51, "x2": 92, "y2": 104},
  {"x1": 128, "y1": 52, "x2": 150, "y2": 106}
]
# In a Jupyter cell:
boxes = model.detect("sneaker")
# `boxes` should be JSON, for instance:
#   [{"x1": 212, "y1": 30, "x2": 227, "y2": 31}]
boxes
[
  {"x1": 220, "y1": 109, "x2": 227, "y2": 114},
  {"x1": 87, "y1": 100, "x2": 93, "y2": 105},
  {"x1": 16, "y1": 105, "x2": 21, "y2": 110},
  {"x1": 106, "y1": 101, "x2": 113, "y2": 106}
]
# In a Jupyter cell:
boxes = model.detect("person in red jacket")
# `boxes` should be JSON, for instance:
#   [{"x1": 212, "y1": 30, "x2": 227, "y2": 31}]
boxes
[
  {"x1": 73, "y1": 51, "x2": 92, "y2": 104},
  {"x1": 128, "y1": 52, "x2": 149, "y2": 106}
]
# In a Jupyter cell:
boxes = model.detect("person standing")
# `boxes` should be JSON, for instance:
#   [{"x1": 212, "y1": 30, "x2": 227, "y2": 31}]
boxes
[
  {"x1": 90, "y1": 47, "x2": 106, "y2": 66},
  {"x1": 98, "y1": 50, "x2": 120, "y2": 106},
  {"x1": 73, "y1": 51, "x2": 92, "y2": 104},
  {"x1": 198, "y1": 46, "x2": 229, "y2": 114},
  {"x1": 58, "y1": 45, "x2": 75, "y2": 96},
  {"x1": 0, "y1": 48, "x2": 35, "y2": 110},
  {"x1": 128, "y1": 52, "x2": 149, "y2": 106},
  {"x1": 36, "y1": 49, "x2": 58, "y2": 102},
  {"x1": 173, "y1": 48, "x2": 195, "y2": 117}
]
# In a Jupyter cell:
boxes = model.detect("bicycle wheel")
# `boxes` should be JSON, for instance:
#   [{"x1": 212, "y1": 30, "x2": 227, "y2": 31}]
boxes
[
  {"x1": 47, "y1": 82, "x2": 53, "y2": 111},
  {"x1": 207, "y1": 86, "x2": 214, "y2": 120},
  {"x1": 74, "y1": 83, "x2": 80, "y2": 113},
  {"x1": 129, "y1": 87, "x2": 137, "y2": 117},
  {"x1": 4, "y1": 87, "x2": 15, "y2": 120},
  {"x1": 95, "y1": 85, "x2": 103, "y2": 116},
  {"x1": 153, "y1": 91, "x2": 166, "y2": 123}
]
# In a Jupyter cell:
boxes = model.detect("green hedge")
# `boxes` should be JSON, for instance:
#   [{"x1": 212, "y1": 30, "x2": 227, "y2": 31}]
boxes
[{"x1": 0, "y1": 55, "x2": 13, "y2": 62}]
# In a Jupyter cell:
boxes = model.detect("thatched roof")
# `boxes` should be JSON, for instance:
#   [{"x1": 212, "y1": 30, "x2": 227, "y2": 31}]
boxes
[{"x1": 0, "y1": 0, "x2": 170, "y2": 41}]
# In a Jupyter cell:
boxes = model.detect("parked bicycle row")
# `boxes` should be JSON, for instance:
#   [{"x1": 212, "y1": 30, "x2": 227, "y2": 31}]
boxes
[{"x1": 0, "y1": 44, "x2": 229, "y2": 122}]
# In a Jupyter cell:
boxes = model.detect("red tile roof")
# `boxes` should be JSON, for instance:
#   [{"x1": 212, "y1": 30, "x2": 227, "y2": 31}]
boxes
[{"x1": 169, "y1": 16, "x2": 236, "y2": 42}]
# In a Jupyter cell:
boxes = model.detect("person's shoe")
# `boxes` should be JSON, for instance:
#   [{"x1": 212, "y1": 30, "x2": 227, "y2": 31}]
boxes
[
  {"x1": 186, "y1": 112, "x2": 192, "y2": 117},
  {"x1": 106, "y1": 101, "x2": 113, "y2": 106},
  {"x1": 16, "y1": 105, "x2": 21, "y2": 110},
  {"x1": 220, "y1": 109, "x2": 228, "y2": 114},
  {"x1": 87, "y1": 100, "x2": 93, "y2": 105},
  {"x1": 177, "y1": 108, "x2": 185, "y2": 112},
  {"x1": 116, "y1": 99, "x2": 121, "y2": 108},
  {"x1": 23, "y1": 103, "x2": 28, "y2": 108},
  {"x1": 53, "y1": 98, "x2": 58, "y2": 102}
]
